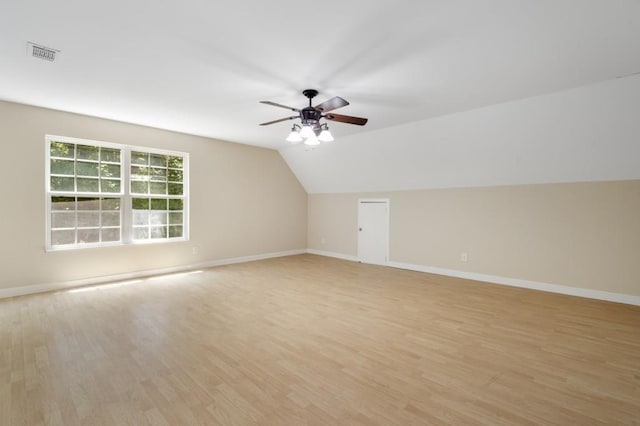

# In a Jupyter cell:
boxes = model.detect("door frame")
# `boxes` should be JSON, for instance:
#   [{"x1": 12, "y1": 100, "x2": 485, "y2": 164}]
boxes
[{"x1": 357, "y1": 198, "x2": 390, "y2": 265}]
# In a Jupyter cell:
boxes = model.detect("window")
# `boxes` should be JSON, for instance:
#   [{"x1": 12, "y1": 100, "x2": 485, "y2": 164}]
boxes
[
  {"x1": 130, "y1": 151, "x2": 185, "y2": 241},
  {"x1": 46, "y1": 135, "x2": 188, "y2": 250}
]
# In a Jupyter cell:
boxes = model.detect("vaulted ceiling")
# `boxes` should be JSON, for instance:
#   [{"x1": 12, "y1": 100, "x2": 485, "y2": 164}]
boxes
[{"x1": 2, "y1": 1, "x2": 640, "y2": 192}]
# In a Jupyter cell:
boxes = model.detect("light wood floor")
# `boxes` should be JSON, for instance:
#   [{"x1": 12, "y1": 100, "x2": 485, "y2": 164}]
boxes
[{"x1": 2, "y1": 254, "x2": 639, "y2": 425}]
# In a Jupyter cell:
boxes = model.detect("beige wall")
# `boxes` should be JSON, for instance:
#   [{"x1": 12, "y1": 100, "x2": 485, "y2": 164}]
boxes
[
  {"x1": 3, "y1": 98, "x2": 638, "y2": 299},
  {"x1": 309, "y1": 180, "x2": 640, "y2": 296},
  {"x1": 0, "y1": 100, "x2": 307, "y2": 291}
]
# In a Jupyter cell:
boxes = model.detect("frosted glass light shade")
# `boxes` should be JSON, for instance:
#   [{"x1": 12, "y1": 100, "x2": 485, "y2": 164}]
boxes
[
  {"x1": 299, "y1": 125, "x2": 314, "y2": 138},
  {"x1": 318, "y1": 129, "x2": 334, "y2": 142},
  {"x1": 304, "y1": 133, "x2": 320, "y2": 146},
  {"x1": 286, "y1": 130, "x2": 302, "y2": 143}
]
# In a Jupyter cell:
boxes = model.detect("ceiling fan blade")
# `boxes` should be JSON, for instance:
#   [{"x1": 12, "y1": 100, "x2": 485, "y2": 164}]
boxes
[
  {"x1": 259, "y1": 116, "x2": 298, "y2": 126},
  {"x1": 314, "y1": 96, "x2": 349, "y2": 112},
  {"x1": 259, "y1": 101, "x2": 300, "y2": 112},
  {"x1": 324, "y1": 113, "x2": 368, "y2": 126}
]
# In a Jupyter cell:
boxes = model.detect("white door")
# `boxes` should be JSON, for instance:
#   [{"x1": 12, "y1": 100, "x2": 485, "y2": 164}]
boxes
[{"x1": 358, "y1": 200, "x2": 389, "y2": 265}]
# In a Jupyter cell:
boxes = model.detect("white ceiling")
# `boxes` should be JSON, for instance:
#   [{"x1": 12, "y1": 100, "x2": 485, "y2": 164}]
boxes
[{"x1": 1, "y1": 1, "x2": 639, "y2": 151}]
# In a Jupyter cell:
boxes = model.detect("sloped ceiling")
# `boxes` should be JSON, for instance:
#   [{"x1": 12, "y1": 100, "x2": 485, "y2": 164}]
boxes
[
  {"x1": 1, "y1": 1, "x2": 640, "y2": 192},
  {"x1": 282, "y1": 75, "x2": 640, "y2": 193}
]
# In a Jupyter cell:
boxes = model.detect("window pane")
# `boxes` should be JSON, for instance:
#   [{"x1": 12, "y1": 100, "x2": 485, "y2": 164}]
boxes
[
  {"x1": 150, "y1": 181, "x2": 167, "y2": 195},
  {"x1": 131, "y1": 180, "x2": 148, "y2": 194},
  {"x1": 77, "y1": 197, "x2": 100, "y2": 210},
  {"x1": 101, "y1": 148, "x2": 120, "y2": 163},
  {"x1": 50, "y1": 142, "x2": 75, "y2": 158},
  {"x1": 102, "y1": 228, "x2": 120, "y2": 242},
  {"x1": 78, "y1": 212, "x2": 100, "y2": 227},
  {"x1": 131, "y1": 152, "x2": 148, "y2": 165},
  {"x1": 101, "y1": 163, "x2": 120, "y2": 178},
  {"x1": 169, "y1": 225, "x2": 183, "y2": 238},
  {"x1": 77, "y1": 145, "x2": 99, "y2": 161},
  {"x1": 52, "y1": 196, "x2": 75, "y2": 211},
  {"x1": 168, "y1": 199, "x2": 183, "y2": 211},
  {"x1": 150, "y1": 154, "x2": 166, "y2": 167},
  {"x1": 167, "y1": 169, "x2": 183, "y2": 182},
  {"x1": 102, "y1": 212, "x2": 120, "y2": 227},
  {"x1": 150, "y1": 211, "x2": 167, "y2": 225},
  {"x1": 51, "y1": 176, "x2": 75, "y2": 192},
  {"x1": 77, "y1": 178, "x2": 99, "y2": 192},
  {"x1": 168, "y1": 156, "x2": 183, "y2": 169},
  {"x1": 133, "y1": 227, "x2": 149, "y2": 240},
  {"x1": 150, "y1": 198, "x2": 167, "y2": 210},
  {"x1": 150, "y1": 167, "x2": 166, "y2": 181},
  {"x1": 150, "y1": 226, "x2": 167, "y2": 239},
  {"x1": 102, "y1": 198, "x2": 120, "y2": 210},
  {"x1": 52, "y1": 212, "x2": 76, "y2": 229},
  {"x1": 133, "y1": 210, "x2": 149, "y2": 226},
  {"x1": 78, "y1": 228, "x2": 100, "y2": 243},
  {"x1": 130, "y1": 165, "x2": 149, "y2": 179},
  {"x1": 77, "y1": 161, "x2": 99, "y2": 177},
  {"x1": 132, "y1": 198, "x2": 149, "y2": 210},
  {"x1": 51, "y1": 159, "x2": 75, "y2": 175},
  {"x1": 169, "y1": 212, "x2": 182, "y2": 225},
  {"x1": 101, "y1": 179, "x2": 121, "y2": 193},
  {"x1": 52, "y1": 229, "x2": 75, "y2": 245},
  {"x1": 168, "y1": 183, "x2": 183, "y2": 195}
]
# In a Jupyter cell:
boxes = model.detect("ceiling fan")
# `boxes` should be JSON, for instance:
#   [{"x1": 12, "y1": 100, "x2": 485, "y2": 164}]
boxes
[{"x1": 259, "y1": 89, "x2": 368, "y2": 145}]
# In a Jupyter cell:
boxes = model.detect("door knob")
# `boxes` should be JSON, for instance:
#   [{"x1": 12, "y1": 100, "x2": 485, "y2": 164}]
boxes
[{"x1": 359, "y1": 228, "x2": 363, "y2": 231}]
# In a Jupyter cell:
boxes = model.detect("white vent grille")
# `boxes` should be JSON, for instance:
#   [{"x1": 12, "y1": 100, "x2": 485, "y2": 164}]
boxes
[{"x1": 27, "y1": 42, "x2": 59, "y2": 62}]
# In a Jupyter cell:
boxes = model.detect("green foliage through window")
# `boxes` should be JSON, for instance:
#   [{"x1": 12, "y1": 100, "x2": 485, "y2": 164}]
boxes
[{"x1": 47, "y1": 137, "x2": 187, "y2": 248}]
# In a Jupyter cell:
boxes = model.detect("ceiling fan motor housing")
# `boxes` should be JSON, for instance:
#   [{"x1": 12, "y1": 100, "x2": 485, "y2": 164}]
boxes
[
  {"x1": 301, "y1": 89, "x2": 321, "y2": 130},
  {"x1": 301, "y1": 107, "x2": 322, "y2": 128}
]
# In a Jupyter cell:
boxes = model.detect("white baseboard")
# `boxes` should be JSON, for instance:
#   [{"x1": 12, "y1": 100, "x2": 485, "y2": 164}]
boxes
[
  {"x1": 304, "y1": 249, "x2": 640, "y2": 307},
  {"x1": 386, "y1": 261, "x2": 640, "y2": 307},
  {"x1": 196, "y1": 249, "x2": 307, "y2": 269},
  {"x1": 5, "y1": 248, "x2": 639, "y2": 307},
  {"x1": 306, "y1": 249, "x2": 359, "y2": 262},
  {"x1": 0, "y1": 249, "x2": 307, "y2": 299}
]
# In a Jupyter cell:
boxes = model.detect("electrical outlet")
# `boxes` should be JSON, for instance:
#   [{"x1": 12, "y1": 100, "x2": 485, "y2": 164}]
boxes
[
  {"x1": 320, "y1": 237, "x2": 326, "y2": 244},
  {"x1": 460, "y1": 252, "x2": 468, "y2": 262},
  {"x1": 192, "y1": 246, "x2": 199, "y2": 255}
]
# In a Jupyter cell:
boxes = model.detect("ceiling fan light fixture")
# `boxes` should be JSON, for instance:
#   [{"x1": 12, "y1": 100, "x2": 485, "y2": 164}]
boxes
[
  {"x1": 299, "y1": 125, "x2": 314, "y2": 139},
  {"x1": 286, "y1": 125, "x2": 303, "y2": 143},
  {"x1": 318, "y1": 125, "x2": 334, "y2": 142},
  {"x1": 304, "y1": 132, "x2": 320, "y2": 146},
  {"x1": 286, "y1": 131, "x2": 302, "y2": 143}
]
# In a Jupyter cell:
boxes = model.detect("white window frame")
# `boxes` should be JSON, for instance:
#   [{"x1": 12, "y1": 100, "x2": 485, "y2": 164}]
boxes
[{"x1": 45, "y1": 135, "x2": 189, "y2": 251}]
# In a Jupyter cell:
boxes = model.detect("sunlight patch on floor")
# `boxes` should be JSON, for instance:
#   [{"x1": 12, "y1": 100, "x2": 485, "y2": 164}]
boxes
[{"x1": 66, "y1": 279, "x2": 143, "y2": 293}]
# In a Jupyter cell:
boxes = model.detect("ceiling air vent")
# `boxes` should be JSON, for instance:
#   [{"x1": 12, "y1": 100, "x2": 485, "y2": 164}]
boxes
[{"x1": 27, "y1": 42, "x2": 59, "y2": 62}]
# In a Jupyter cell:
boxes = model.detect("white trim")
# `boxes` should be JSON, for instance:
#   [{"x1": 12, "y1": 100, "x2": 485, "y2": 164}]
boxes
[
  {"x1": 307, "y1": 249, "x2": 359, "y2": 262},
  {"x1": 6, "y1": 249, "x2": 638, "y2": 307},
  {"x1": 386, "y1": 261, "x2": 640, "y2": 307},
  {"x1": 357, "y1": 198, "x2": 390, "y2": 203},
  {"x1": 0, "y1": 249, "x2": 306, "y2": 299},
  {"x1": 197, "y1": 249, "x2": 306, "y2": 268},
  {"x1": 303, "y1": 251, "x2": 640, "y2": 306}
]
